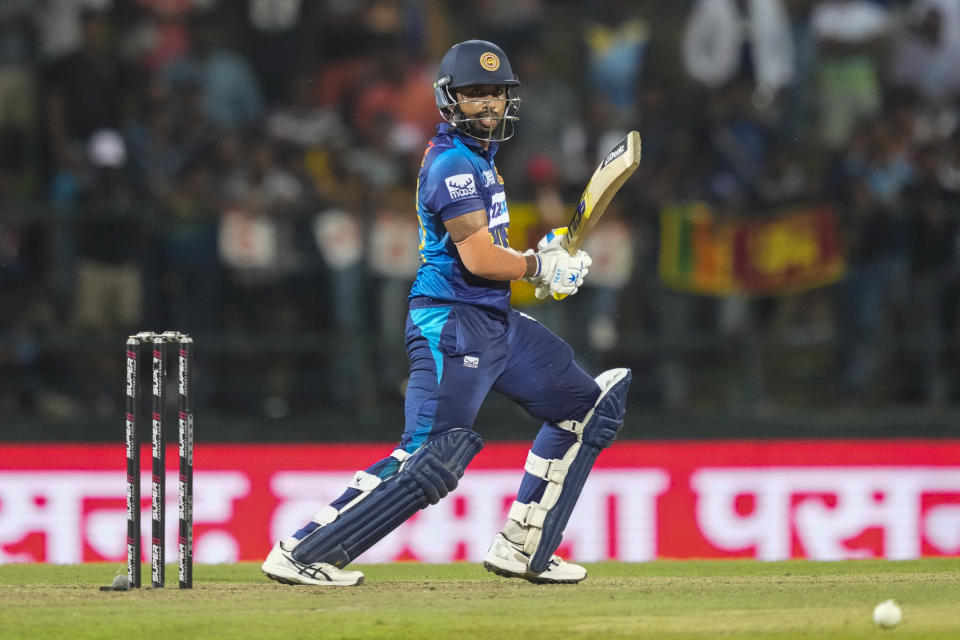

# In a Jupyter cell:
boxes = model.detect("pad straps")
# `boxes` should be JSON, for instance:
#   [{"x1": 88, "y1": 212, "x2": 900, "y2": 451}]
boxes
[
  {"x1": 507, "y1": 446, "x2": 580, "y2": 555},
  {"x1": 312, "y1": 449, "x2": 412, "y2": 525},
  {"x1": 508, "y1": 368, "x2": 632, "y2": 573}
]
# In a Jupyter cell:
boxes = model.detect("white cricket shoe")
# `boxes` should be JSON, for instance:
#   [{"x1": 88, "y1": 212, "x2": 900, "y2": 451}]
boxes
[
  {"x1": 261, "y1": 540, "x2": 364, "y2": 586},
  {"x1": 482, "y1": 533, "x2": 586, "y2": 584}
]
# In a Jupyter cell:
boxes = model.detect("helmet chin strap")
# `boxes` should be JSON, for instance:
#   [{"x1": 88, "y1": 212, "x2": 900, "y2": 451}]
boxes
[
  {"x1": 440, "y1": 87, "x2": 519, "y2": 143},
  {"x1": 456, "y1": 113, "x2": 517, "y2": 144}
]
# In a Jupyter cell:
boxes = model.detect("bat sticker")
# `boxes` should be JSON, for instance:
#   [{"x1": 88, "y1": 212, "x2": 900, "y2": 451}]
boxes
[{"x1": 601, "y1": 141, "x2": 628, "y2": 168}]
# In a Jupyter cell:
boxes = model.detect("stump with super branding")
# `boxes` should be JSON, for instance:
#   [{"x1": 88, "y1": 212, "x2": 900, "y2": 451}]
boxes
[{"x1": 115, "y1": 331, "x2": 194, "y2": 591}]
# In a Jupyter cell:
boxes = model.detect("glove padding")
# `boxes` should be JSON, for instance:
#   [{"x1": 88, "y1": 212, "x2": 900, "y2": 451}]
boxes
[
  {"x1": 535, "y1": 227, "x2": 568, "y2": 254},
  {"x1": 523, "y1": 229, "x2": 592, "y2": 299}
]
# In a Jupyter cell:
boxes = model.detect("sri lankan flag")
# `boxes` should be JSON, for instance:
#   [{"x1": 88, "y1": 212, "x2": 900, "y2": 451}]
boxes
[
  {"x1": 659, "y1": 202, "x2": 736, "y2": 294},
  {"x1": 659, "y1": 202, "x2": 845, "y2": 296}
]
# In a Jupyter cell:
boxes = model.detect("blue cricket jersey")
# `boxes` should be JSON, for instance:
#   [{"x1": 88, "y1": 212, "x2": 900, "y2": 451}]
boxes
[{"x1": 410, "y1": 123, "x2": 513, "y2": 315}]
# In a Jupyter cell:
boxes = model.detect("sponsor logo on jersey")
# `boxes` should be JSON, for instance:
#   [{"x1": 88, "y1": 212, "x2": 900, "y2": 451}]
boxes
[
  {"x1": 445, "y1": 174, "x2": 477, "y2": 199},
  {"x1": 482, "y1": 170, "x2": 496, "y2": 187},
  {"x1": 479, "y1": 52, "x2": 500, "y2": 71},
  {"x1": 488, "y1": 191, "x2": 509, "y2": 227}
]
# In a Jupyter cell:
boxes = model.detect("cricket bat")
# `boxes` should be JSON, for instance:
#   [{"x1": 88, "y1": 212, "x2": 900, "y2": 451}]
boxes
[{"x1": 552, "y1": 131, "x2": 641, "y2": 299}]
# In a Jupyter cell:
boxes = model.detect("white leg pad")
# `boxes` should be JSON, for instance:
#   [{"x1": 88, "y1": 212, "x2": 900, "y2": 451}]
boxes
[
  {"x1": 508, "y1": 442, "x2": 581, "y2": 555},
  {"x1": 504, "y1": 368, "x2": 631, "y2": 567}
]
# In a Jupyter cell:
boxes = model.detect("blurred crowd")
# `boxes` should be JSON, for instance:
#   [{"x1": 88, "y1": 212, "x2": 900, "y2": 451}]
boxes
[{"x1": 0, "y1": 0, "x2": 958, "y2": 435}]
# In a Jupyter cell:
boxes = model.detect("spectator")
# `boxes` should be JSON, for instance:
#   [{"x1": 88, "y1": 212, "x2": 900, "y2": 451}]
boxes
[
  {"x1": 704, "y1": 79, "x2": 772, "y2": 209},
  {"x1": 756, "y1": 141, "x2": 812, "y2": 208},
  {"x1": 835, "y1": 176, "x2": 901, "y2": 398},
  {"x1": 889, "y1": 0, "x2": 960, "y2": 105},
  {"x1": 44, "y1": 8, "x2": 138, "y2": 176},
  {"x1": 348, "y1": 41, "x2": 438, "y2": 154},
  {"x1": 158, "y1": 155, "x2": 222, "y2": 333},
  {"x1": 36, "y1": 0, "x2": 111, "y2": 61},
  {"x1": 307, "y1": 0, "x2": 417, "y2": 119},
  {"x1": 0, "y1": 0, "x2": 39, "y2": 196},
  {"x1": 824, "y1": 118, "x2": 872, "y2": 200},
  {"x1": 368, "y1": 184, "x2": 420, "y2": 393},
  {"x1": 810, "y1": 0, "x2": 890, "y2": 149},
  {"x1": 902, "y1": 143, "x2": 960, "y2": 404},
  {"x1": 583, "y1": 1, "x2": 649, "y2": 126},
  {"x1": 245, "y1": 0, "x2": 308, "y2": 106},
  {"x1": 781, "y1": 0, "x2": 821, "y2": 139},
  {"x1": 123, "y1": 98, "x2": 192, "y2": 200},
  {"x1": 218, "y1": 136, "x2": 304, "y2": 306},
  {"x1": 265, "y1": 71, "x2": 350, "y2": 149},
  {"x1": 464, "y1": 0, "x2": 545, "y2": 54},
  {"x1": 163, "y1": 11, "x2": 263, "y2": 132},
  {"x1": 0, "y1": 129, "x2": 49, "y2": 416},
  {"x1": 683, "y1": 0, "x2": 794, "y2": 109},
  {"x1": 312, "y1": 203, "x2": 376, "y2": 414},
  {"x1": 217, "y1": 135, "x2": 306, "y2": 414},
  {"x1": 125, "y1": 0, "x2": 194, "y2": 74},
  {"x1": 71, "y1": 129, "x2": 142, "y2": 336},
  {"x1": 43, "y1": 8, "x2": 138, "y2": 322}
]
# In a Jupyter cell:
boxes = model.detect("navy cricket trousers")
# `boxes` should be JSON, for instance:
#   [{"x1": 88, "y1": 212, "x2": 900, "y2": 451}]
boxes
[
  {"x1": 402, "y1": 301, "x2": 600, "y2": 449},
  {"x1": 315, "y1": 300, "x2": 601, "y2": 521}
]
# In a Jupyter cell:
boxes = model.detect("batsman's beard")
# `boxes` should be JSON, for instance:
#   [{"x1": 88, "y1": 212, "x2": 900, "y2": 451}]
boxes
[{"x1": 461, "y1": 112, "x2": 514, "y2": 142}]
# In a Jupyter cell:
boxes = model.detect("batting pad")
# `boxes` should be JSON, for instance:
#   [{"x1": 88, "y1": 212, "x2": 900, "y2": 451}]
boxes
[
  {"x1": 510, "y1": 368, "x2": 631, "y2": 574},
  {"x1": 291, "y1": 428, "x2": 483, "y2": 568}
]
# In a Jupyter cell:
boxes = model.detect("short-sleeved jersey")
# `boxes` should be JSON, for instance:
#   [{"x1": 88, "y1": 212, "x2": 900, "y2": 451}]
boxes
[{"x1": 410, "y1": 123, "x2": 512, "y2": 315}]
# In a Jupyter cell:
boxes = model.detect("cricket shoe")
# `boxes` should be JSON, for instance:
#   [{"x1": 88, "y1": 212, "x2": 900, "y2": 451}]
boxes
[
  {"x1": 261, "y1": 540, "x2": 364, "y2": 586},
  {"x1": 482, "y1": 533, "x2": 586, "y2": 584}
]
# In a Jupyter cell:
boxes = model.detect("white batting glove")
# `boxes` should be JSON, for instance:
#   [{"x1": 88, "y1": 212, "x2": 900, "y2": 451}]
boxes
[
  {"x1": 523, "y1": 244, "x2": 592, "y2": 299},
  {"x1": 535, "y1": 227, "x2": 569, "y2": 253}
]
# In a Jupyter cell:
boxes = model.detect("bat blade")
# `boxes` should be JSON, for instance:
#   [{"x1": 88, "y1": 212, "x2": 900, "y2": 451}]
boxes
[
  {"x1": 548, "y1": 131, "x2": 641, "y2": 300},
  {"x1": 560, "y1": 131, "x2": 642, "y2": 256}
]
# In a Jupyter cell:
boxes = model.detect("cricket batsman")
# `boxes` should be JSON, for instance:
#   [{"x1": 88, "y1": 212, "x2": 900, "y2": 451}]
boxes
[{"x1": 262, "y1": 39, "x2": 632, "y2": 586}]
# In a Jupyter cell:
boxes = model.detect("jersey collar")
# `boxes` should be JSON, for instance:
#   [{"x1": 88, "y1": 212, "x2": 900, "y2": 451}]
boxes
[{"x1": 438, "y1": 123, "x2": 499, "y2": 158}]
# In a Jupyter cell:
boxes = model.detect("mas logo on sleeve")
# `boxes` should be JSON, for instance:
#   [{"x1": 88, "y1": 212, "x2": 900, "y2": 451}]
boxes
[{"x1": 445, "y1": 174, "x2": 477, "y2": 199}]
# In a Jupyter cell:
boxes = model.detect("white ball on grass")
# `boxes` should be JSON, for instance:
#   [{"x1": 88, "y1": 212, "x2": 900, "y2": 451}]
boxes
[{"x1": 873, "y1": 599, "x2": 902, "y2": 629}]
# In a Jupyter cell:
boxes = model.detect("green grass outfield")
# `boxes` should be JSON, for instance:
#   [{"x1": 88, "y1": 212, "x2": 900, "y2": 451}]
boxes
[{"x1": 2, "y1": 559, "x2": 959, "y2": 639}]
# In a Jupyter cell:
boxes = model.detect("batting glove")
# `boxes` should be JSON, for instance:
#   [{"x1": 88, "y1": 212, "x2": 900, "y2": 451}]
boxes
[
  {"x1": 535, "y1": 227, "x2": 569, "y2": 253},
  {"x1": 523, "y1": 244, "x2": 592, "y2": 299}
]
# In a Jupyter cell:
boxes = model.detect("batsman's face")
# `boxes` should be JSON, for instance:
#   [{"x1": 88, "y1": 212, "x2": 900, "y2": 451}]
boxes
[{"x1": 455, "y1": 85, "x2": 507, "y2": 131}]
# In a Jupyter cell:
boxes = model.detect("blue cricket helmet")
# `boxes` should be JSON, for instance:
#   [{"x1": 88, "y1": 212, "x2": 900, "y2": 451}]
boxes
[
  {"x1": 434, "y1": 40, "x2": 521, "y2": 142},
  {"x1": 434, "y1": 40, "x2": 520, "y2": 109}
]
